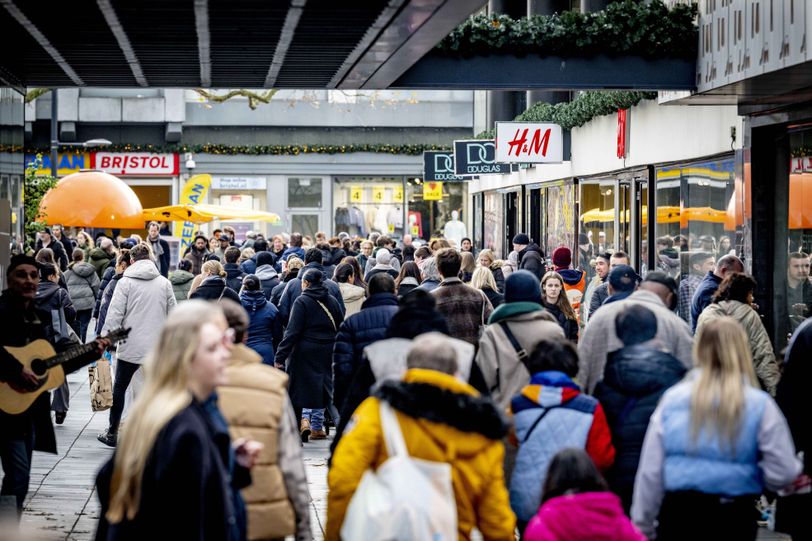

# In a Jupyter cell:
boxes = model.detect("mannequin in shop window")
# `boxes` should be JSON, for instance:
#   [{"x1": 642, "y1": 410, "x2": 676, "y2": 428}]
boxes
[{"x1": 444, "y1": 210, "x2": 467, "y2": 249}]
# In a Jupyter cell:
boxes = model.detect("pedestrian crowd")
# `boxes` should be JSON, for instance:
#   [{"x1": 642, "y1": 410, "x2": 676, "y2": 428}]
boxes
[{"x1": 0, "y1": 224, "x2": 809, "y2": 541}]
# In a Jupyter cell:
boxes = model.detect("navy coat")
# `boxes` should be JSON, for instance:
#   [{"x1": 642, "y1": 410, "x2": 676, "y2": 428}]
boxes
[
  {"x1": 223, "y1": 263, "x2": 245, "y2": 293},
  {"x1": 331, "y1": 293, "x2": 399, "y2": 410},
  {"x1": 240, "y1": 289, "x2": 282, "y2": 366},
  {"x1": 276, "y1": 262, "x2": 345, "y2": 323}
]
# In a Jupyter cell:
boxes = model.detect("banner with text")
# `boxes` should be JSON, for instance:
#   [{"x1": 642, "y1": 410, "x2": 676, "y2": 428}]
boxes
[
  {"x1": 175, "y1": 174, "x2": 212, "y2": 251},
  {"x1": 495, "y1": 122, "x2": 563, "y2": 163},
  {"x1": 453, "y1": 140, "x2": 511, "y2": 176},
  {"x1": 422, "y1": 151, "x2": 469, "y2": 182}
]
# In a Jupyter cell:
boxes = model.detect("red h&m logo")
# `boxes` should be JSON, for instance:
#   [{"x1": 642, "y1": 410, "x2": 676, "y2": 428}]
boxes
[{"x1": 507, "y1": 127, "x2": 551, "y2": 158}]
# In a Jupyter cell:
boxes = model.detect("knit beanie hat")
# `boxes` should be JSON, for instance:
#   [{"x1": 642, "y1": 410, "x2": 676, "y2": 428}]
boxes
[
  {"x1": 552, "y1": 246, "x2": 572, "y2": 268},
  {"x1": 512, "y1": 233, "x2": 530, "y2": 245},
  {"x1": 255, "y1": 251, "x2": 275, "y2": 267},
  {"x1": 504, "y1": 270, "x2": 541, "y2": 304},
  {"x1": 376, "y1": 248, "x2": 392, "y2": 265}
]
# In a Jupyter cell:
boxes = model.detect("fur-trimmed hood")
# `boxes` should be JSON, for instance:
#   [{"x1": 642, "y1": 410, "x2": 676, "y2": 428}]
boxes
[{"x1": 373, "y1": 368, "x2": 508, "y2": 449}]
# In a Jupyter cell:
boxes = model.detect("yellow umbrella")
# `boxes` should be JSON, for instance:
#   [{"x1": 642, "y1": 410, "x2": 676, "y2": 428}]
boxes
[{"x1": 143, "y1": 204, "x2": 281, "y2": 224}]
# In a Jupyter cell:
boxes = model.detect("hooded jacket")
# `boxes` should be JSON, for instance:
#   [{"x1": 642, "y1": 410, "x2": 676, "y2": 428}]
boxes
[
  {"x1": 518, "y1": 243, "x2": 545, "y2": 279},
  {"x1": 327, "y1": 368, "x2": 516, "y2": 541},
  {"x1": 169, "y1": 269, "x2": 195, "y2": 302},
  {"x1": 696, "y1": 300, "x2": 781, "y2": 395},
  {"x1": 101, "y1": 259, "x2": 177, "y2": 363},
  {"x1": 190, "y1": 276, "x2": 241, "y2": 304},
  {"x1": 276, "y1": 262, "x2": 345, "y2": 323},
  {"x1": 255, "y1": 264, "x2": 281, "y2": 300},
  {"x1": 184, "y1": 246, "x2": 210, "y2": 276},
  {"x1": 223, "y1": 263, "x2": 245, "y2": 293},
  {"x1": 64, "y1": 261, "x2": 100, "y2": 312},
  {"x1": 240, "y1": 289, "x2": 282, "y2": 366},
  {"x1": 489, "y1": 261, "x2": 506, "y2": 293},
  {"x1": 35, "y1": 280, "x2": 76, "y2": 346},
  {"x1": 88, "y1": 247, "x2": 116, "y2": 279},
  {"x1": 337, "y1": 282, "x2": 366, "y2": 317},
  {"x1": 524, "y1": 492, "x2": 646, "y2": 541},
  {"x1": 476, "y1": 302, "x2": 564, "y2": 409}
]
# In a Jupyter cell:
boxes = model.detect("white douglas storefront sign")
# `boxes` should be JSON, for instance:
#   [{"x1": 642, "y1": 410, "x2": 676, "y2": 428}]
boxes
[{"x1": 495, "y1": 122, "x2": 563, "y2": 163}]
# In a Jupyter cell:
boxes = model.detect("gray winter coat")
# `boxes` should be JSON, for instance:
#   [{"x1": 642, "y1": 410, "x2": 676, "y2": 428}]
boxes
[
  {"x1": 101, "y1": 259, "x2": 177, "y2": 364},
  {"x1": 63, "y1": 262, "x2": 100, "y2": 312},
  {"x1": 169, "y1": 270, "x2": 195, "y2": 303}
]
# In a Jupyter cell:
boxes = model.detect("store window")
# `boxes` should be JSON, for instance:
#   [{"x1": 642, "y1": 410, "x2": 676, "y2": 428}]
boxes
[
  {"x1": 545, "y1": 183, "x2": 575, "y2": 262},
  {"x1": 473, "y1": 193, "x2": 483, "y2": 250},
  {"x1": 578, "y1": 179, "x2": 615, "y2": 255},
  {"x1": 483, "y1": 191, "x2": 503, "y2": 257},
  {"x1": 291, "y1": 214, "x2": 319, "y2": 239},
  {"x1": 785, "y1": 132, "x2": 812, "y2": 337},
  {"x1": 334, "y1": 177, "x2": 405, "y2": 238},
  {"x1": 408, "y1": 179, "x2": 466, "y2": 244},
  {"x1": 288, "y1": 177, "x2": 322, "y2": 208}
]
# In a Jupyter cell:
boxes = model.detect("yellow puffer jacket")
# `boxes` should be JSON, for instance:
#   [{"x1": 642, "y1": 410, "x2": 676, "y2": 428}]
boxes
[{"x1": 326, "y1": 368, "x2": 516, "y2": 541}]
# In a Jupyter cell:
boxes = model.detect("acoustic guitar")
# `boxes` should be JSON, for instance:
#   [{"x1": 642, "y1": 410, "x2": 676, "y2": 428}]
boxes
[{"x1": 0, "y1": 327, "x2": 130, "y2": 415}]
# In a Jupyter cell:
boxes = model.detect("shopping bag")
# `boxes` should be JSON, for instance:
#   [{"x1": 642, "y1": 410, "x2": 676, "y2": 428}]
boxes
[
  {"x1": 340, "y1": 402, "x2": 457, "y2": 541},
  {"x1": 88, "y1": 351, "x2": 114, "y2": 412}
]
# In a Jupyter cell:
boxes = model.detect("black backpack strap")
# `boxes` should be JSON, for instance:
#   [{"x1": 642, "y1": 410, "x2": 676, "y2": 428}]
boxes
[
  {"x1": 499, "y1": 321, "x2": 529, "y2": 365},
  {"x1": 521, "y1": 404, "x2": 561, "y2": 444}
]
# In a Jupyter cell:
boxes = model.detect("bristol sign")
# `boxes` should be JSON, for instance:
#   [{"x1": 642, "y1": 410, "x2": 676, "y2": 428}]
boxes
[{"x1": 495, "y1": 122, "x2": 563, "y2": 163}]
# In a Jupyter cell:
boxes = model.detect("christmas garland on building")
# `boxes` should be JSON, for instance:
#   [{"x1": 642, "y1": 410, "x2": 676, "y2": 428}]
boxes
[
  {"x1": 12, "y1": 143, "x2": 451, "y2": 156},
  {"x1": 437, "y1": 1, "x2": 697, "y2": 59}
]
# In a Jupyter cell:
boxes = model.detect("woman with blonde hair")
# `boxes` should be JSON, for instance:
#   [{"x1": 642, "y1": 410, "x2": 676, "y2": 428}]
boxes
[
  {"x1": 95, "y1": 301, "x2": 261, "y2": 540},
  {"x1": 189, "y1": 260, "x2": 240, "y2": 303},
  {"x1": 471, "y1": 266, "x2": 504, "y2": 308},
  {"x1": 541, "y1": 271, "x2": 579, "y2": 341},
  {"x1": 478, "y1": 248, "x2": 505, "y2": 293},
  {"x1": 632, "y1": 317, "x2": 801, "y2": 541}
]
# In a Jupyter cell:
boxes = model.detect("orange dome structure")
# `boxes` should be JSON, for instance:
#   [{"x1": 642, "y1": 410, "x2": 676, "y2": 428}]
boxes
[{"x1": 38, "y1": 170, "x2": 145, "y2": 229}]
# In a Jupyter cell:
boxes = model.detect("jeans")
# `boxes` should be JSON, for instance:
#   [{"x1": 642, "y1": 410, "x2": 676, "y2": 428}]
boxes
[
  {"x1": 108, "y1": 359, "x2": 141, "y2": 434},
  {"x1": 72, "y1": 309, "x2": 92, "y2": 342},
  {"x1": 0, "y1": 430, "x2": 34, "y2": 515},
  {"x1": 51, "y1": 381, "x2": 70, "y2": 413},
  {"x1": 303, "y1": 409, "x2": 325, "y2": 431}
]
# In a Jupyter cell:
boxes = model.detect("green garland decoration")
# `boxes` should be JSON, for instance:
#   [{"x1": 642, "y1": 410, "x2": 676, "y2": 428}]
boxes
[
  {"x1": 475, "y1": 90, "x2": 656, "y2": 139},
  {"x1": 437, "y1": 1, "x2": 697, "y2": 59},
  {"x1": 12, "y1": 143, "x2": 451, "y2": 157}
]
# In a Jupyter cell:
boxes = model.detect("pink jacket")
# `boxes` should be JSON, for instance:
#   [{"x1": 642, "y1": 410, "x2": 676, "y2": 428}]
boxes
[{"x1": 523, "y1": 492, "x2": 646, "y2": 541}]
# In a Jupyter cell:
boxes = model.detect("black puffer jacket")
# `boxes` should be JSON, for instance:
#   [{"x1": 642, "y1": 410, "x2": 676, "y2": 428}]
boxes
[
  {"x1": 541, "y1": 299, "x2": 578, "y2": 342},
  {"x1": 518, "y1": 243, "x2": 545, "y2": 279},
  {"x1": 593, "y1": 344, "x2": 686, "y2": 510},
  {"x1": 189, "y1": 276, "x2": 241, "y2": 304}
]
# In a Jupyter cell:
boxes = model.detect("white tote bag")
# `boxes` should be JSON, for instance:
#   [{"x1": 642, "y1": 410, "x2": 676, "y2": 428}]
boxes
[{"x1": 341, "y1": 402, "x2": 458, "y2": 541}]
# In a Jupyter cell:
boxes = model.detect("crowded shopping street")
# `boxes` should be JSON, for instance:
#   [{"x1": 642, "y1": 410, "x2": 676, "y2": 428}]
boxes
[{"x1": 2, "y1": 1, "x2": 812, "y2": 540}]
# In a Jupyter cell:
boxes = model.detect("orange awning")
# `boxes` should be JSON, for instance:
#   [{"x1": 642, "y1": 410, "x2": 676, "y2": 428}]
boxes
[{"x1": 38, "y1": 170, "x2": 145, "y2": 228}]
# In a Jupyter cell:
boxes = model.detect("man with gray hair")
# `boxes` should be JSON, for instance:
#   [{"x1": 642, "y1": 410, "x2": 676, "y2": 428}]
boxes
[
  {"x1": 89, "y1": 236, "x2": 117, "y2": 280},
  {"x1": 689, "y1": 253, "x2": 744, "y2": 332},
  {"x1": 405, "y1": 332, "x2": 459, "y2": 375},
  {"x1": 416, "y1": 257, "x2": 442, "y2": 292},
  {"x1": 364, "y1": 248, "x2": 399, "y2": 281}
]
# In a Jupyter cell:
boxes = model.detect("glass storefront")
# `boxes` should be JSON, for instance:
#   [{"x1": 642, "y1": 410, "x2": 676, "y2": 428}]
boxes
[
  {"x1": 784, "y1": 131, "x2": 812, "y2": 338},
  {"x1": 409, "y1": 179, "x2": 466, "y2": 243},
  {"x1": 333, "y1": 176, "x2": 405, "y2": 238},
  {"x1": 483, "y1": 191, "x2": 503, "y2": 257},
  {"x1": 546, "y1": 182, "x2": 575, "y2": 260}
]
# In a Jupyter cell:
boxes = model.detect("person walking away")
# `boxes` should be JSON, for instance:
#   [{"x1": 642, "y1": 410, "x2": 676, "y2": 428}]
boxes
[
  {"x1": 471, "y1": 266, "x2": 504, "y2": 308},
  {"x1": 222, "y1": 246, "x2": 245, "y2": 293},
  {"x1": 277, "y1": 248, "x2": 345, "y2": 325},
  {"x1": 589, "y1": 251, "x2": 631, "y2": 319},
  {"x1": 690, "y1": 254, "x2": 744, "y2": 333},
  {"x1": 1, "y1": 256, "x2": 106, "y2": 518},
  {"x1": 775, "y1": 318, "x2": 812, "y2": 540},
  {"x1": 460, "y1": 251, "x2": 476, "y2": 283},
  {"x1": 478, "y1": 248, "x2": 506, "y2": 293},
  {"x1": 97, "y1": 244, "x2": 177, "y2": 446},
  {"x1": 332, "y1": 274, "x2": 399, "y2": 414},
  {"x1": 216, "y1": 300, "x2": 312, "y2": 541},
  {"x1": 540, "y1": 271, "x2": 579, "y2": 342},
  {"x1": 95, "y1": 301, "x2": 262, "y2": 540},
  {"x1": 327, "y1": 334, "x2": 516, "y2": 541},
  {"x1": 146, "y1": 221, "x2": 170, "y2": 277},
  {"x1": 35, "y1": 227, "x2": 68, "y2": 272},
  {"x1": 432, "y1": 248, "x2": 493, "y2": 346},
  {"x1": 631, "y1": 317, "x2": 802, "y2": 541},
  {"x1": 600, "y1": 264, "x2": 640, "y2": 308},
  {"x1": 508, "y1": 337, "x2": 614, "y2": 532},
  {"x1": 36, "y1": 263, "x2": 77, "y2": 425},
  {"x1": 582, "y1": 252, "x2": 610, "y2": 326},
  {"x1": 415, "y1": 256, "x2": 442, "y2": 292},
  {"x1": 678, "y1": 251, "x2": 714, "y2": 323},
  {"x1": 696, "y1": 272, "x2": 781, "y2": 395},
  {"x1": 96, "y1": 251, "x2": 132, "y2": 337},
  {"x1": 270, "y1": 256, "x2": 303, "y2": 307},
  {"x1": 64, "y1": 248, "x2": 100, "y2": 341},
  {"x1": 550, "y1": 247, "x2": 586, "y2": 322},
  {"x1": 512, "y1": 233, "x2": 546, "y2": 279},
  {"x1": 363, "y1": 248, "x2": 399, "y2": 282},
  {"x1": 523, "y1": 449, "x2": 645, "y2": 541},
  {"x1": 169, "y1": 259, "x2": 195, "y2": 302},
  {"x1": 394, "y1": 261, "x2": 421, "y2": 298},
  {"x1": 189, "y1": 260, "x2": 241, "y2": 304},
  {"x1": 593, "y1": 305, "x2": 687, "y2": 511},
  {"x1": 254, "y1": 251, "x2": 280, "y2": 299},
  {"x1": 578, "y1": 271, "x2": 693, "y2": 394},
  {"x1": 334, "y1": 263, "x2": 366, "y2": 316},
  {"x1": 475, "y1": 270, "x2": 564, "y2": 410},
  {"x1": 183, "y1": 234, "x2": 211, "y2": 276},
  {"x1": 89, "y1": 237, "x2": 117, "y2": 280},
  {"x1": 239, "y1": 275, "x2": 282, "y2": 367},
  {"x1": 274, "y1": 269, "x2": 344, "y2": 442}
]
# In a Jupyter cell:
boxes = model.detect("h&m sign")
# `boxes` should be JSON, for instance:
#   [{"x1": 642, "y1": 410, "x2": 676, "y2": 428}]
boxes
[
  {"x1": 495, "y1": 122, "x2": 563, "y2": 163},
  {"x1": 453, "y1": 140, "x2": 511, "y2": 176},
  {"x1": 422, "y1": 151, "x2": 470, "y2": 182}
]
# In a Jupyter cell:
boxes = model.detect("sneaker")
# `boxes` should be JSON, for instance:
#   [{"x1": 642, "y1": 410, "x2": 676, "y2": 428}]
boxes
[
  {"x1": 310, "y1": 429, "x2": 327, "y2": 440},
  {"x1": 300, "y1": 418, "x2": 311, "y2": 443},
  {"x1": 54, "y1": 412, "x2": 66, "y2": 425},
  {"x1": 97, "y1": 429, "x2": 117, "y2": 447}
]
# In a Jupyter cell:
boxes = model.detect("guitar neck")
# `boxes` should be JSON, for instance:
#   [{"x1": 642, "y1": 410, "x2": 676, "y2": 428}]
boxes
[{"x1": 46, "y1": 342, "x2": 96, "y2": 370}]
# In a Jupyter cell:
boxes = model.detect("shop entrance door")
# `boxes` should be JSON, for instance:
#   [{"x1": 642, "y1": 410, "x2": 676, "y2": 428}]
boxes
[
  {"x1": 619, "y1": 178, "x2": 649, "y2": 272},
  {"x1": 504, "y1": 190, "x2": 520, "y2": 258}
]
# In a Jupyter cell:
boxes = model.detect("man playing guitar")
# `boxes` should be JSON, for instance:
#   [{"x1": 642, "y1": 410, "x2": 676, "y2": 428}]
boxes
[{"x1": 0, "y1": 255, "x2": 108, "y2": 519}]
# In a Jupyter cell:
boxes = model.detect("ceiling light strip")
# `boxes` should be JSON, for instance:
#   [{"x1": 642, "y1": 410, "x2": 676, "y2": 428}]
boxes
[
  {"x1": 264, "y1": 0, "x2": 307, "y2": 88},
  {"x1": 194, "y1": 0, "x2": 211, "y2": 87},
  {"x1": 96, "y1": 0, "x2": 148, "y2": 86}
]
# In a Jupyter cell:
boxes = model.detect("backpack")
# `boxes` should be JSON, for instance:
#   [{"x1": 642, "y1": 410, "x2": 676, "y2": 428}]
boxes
[{"x1": 341, "y1": 401, "x2": 458, "y2": 541}]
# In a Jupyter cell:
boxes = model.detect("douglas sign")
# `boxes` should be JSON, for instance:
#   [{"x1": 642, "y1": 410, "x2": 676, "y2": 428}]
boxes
[
  {"x1": 422, "y1": 151, "x2": 468, "y2": 182},
  {"x1": 453, "y1": 140, "x2": 510, "y2": 176},
  {"x1": 495, "y1": 122, "x2": 563, "y2": 163}
]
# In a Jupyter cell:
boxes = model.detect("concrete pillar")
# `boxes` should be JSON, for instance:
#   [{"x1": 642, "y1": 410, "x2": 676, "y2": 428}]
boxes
[{"x1": 486, "y1": 0, "x2": 526, "y2": 129}]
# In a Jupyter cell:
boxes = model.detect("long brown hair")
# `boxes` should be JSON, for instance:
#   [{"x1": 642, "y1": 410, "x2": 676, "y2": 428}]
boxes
[{"x1": 541, "y1": 271, "x2": 577, "y2": 321}]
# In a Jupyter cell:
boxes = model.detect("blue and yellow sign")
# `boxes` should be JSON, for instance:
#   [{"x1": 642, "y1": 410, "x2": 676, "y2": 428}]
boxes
[
  {"x1": 175, "y1": 174, "x2": 213, "y2": 251},
  {"x1": 25, "y1": 153, "x2": 90, "y2": 176}
]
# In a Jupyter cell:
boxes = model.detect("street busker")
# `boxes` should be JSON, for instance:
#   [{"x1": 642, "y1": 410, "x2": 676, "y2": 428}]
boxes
[
  {"x1": 695, "y1": 272, "x2": 781, "y2": 396},
  {"x1": 540, "y1": 271, "x2": 579, "y2": 342},
  {"x1": 523, "y1": 449, "x2": 646, "y2": 541},
  {"x1": 327, "y1": 334, "x2": 516, "y2": 541},
  {"x1": 593, "y1": 304, "x2": 687, "y2": 512},
  {"x1": 775, "y1": 318, "x2": 812, "y2": 540},
  {"x1": 239, "y1": 275, "x2": 282, "y2": 367},
  {"x1": 508, "y1": 336, "x2": 614, "y2": 532},
  {"x1": 95, "y1": 301, "x2": 262, "y2": 541},
  {"x1": 189, "y1": 260, "x2": 241, "y2": 303},
  {"x1": 274, "y1": 269, "x2": 344, "y2": 442},
  {"x1": 631, "y1": 317, "x2": 802, "y2": 541},
  {"x1": 216, "y1": 300, "x2": 312, "y2": 541},
  {"x1": 550, "y1": 247, "x2": 586, "y2": 321},
  {"x1": 475, "y1": 270, "x2": 564, "y2": 410}
]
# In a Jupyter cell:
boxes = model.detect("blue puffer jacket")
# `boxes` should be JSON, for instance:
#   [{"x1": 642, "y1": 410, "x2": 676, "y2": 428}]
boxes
[
  {"x1": 239, "y1": 289, "x2": 282, "y2": 366},
  {"x1": 331, "y1": 293, "x2": 399, "y2": 411},
  {"x1": 660, "y1": 378, "x2": 768, "y2": 496},
  {"x1": 280, "y1": 246, "x2": 305, "y2": 262},
  {"x1": 593, "y1": 344, "x2": 686, "y2": 502}
]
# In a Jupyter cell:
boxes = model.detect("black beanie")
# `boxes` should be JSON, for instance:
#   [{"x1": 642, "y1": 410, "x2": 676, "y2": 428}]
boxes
[{"x1": 256, "y1": 251, "x2": 275, "y2": 267}]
